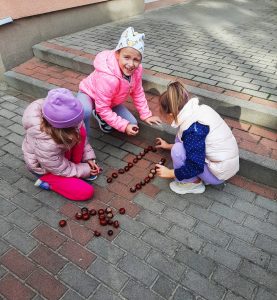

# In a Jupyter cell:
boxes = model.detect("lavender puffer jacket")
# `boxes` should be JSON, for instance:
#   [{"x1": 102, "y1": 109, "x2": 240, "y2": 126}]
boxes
[{"x1": 22, "y1": 99, "x2": 95, "y2": 178}]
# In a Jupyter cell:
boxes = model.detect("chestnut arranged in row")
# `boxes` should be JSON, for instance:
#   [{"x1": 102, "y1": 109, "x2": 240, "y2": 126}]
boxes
[{"x1": 58, "y1": 206, "x2": 126, "y2": 237}]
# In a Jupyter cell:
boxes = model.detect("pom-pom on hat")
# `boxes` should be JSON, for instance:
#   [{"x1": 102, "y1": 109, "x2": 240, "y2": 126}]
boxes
[
  {"x1": 42, "y1": 88, "x2": 84, "y2": 128},
  {"x1": 115, "y1": 27, "x2": 145, "y2": 56}
]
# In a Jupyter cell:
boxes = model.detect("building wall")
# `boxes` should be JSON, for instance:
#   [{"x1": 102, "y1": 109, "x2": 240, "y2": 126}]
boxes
[{"x1": 0, "y1": 0, "x2": 144, "y2": 78}]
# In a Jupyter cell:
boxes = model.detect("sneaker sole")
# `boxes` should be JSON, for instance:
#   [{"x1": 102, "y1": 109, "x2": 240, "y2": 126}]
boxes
[
  {"x1": 169, "y1": 183, "x2": 206, "y2": 195},
  {"x1": 92, "y1": 110, "x2": 113, "y2": 133}
]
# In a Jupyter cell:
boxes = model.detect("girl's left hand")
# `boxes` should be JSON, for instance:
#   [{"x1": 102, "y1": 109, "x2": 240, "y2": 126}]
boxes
[
  {"x1": 87, "y1": 159, "x2": 100, "y2": 175},
  {"x1": 145, "y1": 116, "x2": 162, "y2": 125},
  {"x1": 155, "y1": 164, "x2": 175, "y2": 178}
]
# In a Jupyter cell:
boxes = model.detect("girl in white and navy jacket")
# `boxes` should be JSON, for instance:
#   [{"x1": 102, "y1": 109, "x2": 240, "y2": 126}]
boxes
[{"x1": 155, "y1": 81, "x2": 239, "y2": 195}]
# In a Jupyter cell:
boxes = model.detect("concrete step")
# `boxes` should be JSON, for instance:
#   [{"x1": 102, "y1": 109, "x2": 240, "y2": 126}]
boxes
[
  {"x1": 4, "y1": 58, "x2": 277, "y2": 189},
  {"x1": 32, "y1": 42, "x2": 277, "y2": 132}
]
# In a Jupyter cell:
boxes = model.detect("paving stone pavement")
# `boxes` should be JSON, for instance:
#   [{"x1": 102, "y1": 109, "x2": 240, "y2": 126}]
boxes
[
  {"x1": 0, "y1": 83, "x2": 277, "y2": 300},
  {"x1": 49, "y1": 0, "x2": 277, "y2": 101}
]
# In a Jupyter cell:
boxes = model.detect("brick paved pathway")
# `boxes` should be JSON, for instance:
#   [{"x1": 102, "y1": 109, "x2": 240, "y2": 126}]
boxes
[{"x1": 0, "y1": 83, "x2": 277, "y2": 300}]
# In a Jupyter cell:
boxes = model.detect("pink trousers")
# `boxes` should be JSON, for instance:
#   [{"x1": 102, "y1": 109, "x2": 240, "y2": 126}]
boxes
[{"x1": 39, "y1": 126, "x2": 94, "y2": 201}]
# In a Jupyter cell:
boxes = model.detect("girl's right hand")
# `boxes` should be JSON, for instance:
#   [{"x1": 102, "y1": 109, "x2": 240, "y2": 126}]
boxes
[
  {"x1": 155, "y1": 138, "x2": 171, "y2": 150},
  {"x1": 125, "y1": 124, "x2": 139, "y2": 136}
]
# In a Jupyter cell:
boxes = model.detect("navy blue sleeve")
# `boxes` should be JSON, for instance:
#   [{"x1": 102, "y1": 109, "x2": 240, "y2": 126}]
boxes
[{"x1": 174, "y1": 122, "x2": 209, "y2": 180}]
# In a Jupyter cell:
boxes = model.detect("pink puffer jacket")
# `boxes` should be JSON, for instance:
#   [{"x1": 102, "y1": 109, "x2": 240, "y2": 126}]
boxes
[
  {"x1": 22, "y1": 99, "x2": 95, "y2": 178},
  {"x1": 79, "y1": 50, "x2": 152, "y2": 132}
]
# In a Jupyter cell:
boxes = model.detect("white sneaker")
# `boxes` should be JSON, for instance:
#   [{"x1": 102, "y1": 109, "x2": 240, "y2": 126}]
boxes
[{"x1": 169, "y1": 181, "x2": 205, "y2": 195}]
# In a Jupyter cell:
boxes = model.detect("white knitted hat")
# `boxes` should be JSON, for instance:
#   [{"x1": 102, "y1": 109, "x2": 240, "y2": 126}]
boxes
[{"x1": 115, "y1": 27, "x2": 145, "y2": 56}]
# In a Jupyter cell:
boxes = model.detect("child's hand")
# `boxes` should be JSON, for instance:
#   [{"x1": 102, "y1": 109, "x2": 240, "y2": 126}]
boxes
[
  {"x1": 126, "y1": 124, "x2": 139, "y2": 136},
  {"x1": 87, "y1": 159, "x2": 100, "y2": 175},
  {"x1": 145, "y1": 116, "x2": 162, "y2": 125},
  {"x1": 155, "y1": 138, "x2": 172, "y2": 150},
  {"x1": 155, "y1": 164, "x2": 175, "y2": 178}
]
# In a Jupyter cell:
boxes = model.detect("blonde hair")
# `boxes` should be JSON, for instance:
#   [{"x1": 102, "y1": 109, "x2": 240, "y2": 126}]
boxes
[
  {"x1": 159, "y1": 81, "x2": 189, "y2": 122},
  {"x1": 41, "y1": 118, "x2": 80, "y2": 150}
]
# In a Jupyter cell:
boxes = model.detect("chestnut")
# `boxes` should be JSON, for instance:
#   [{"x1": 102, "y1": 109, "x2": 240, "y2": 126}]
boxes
[
  {"x1": 150, "y1": 168, "x2": 156, "y2": 174},
  {"x1": 128, "y1": 162, "x2": 133, "y2": 168},
  {"x1": 89, "y1": 209, "x2": 97, "y2": 216},
  {"x1": 108, "y1": 229, "x2": 114, "y2": 236},
  {"x1": 145, "y1": 177, "x2": 150, "y2": 183},
  {"x1": 147, "y1": 146, "x2": 153, "y2": 151},
  {"x1": 161, "y1": 158, "x2": 166, "y2": 164},
  {"x1": 100, "y1": 219, "x2": 107, "y2": 226},
  {"x1": 105, "y1": 207, "x2": 112, "y2": 214},
  {"x1": 113, "y1": 220, "x2": 120, "y2": 228},
  {"x1": 99, "y1": 214, "x2": 106, "y2": 220},
  {"x1": 94, "y1": 231, "x2": 101, "y2": 237},
  {"x1": 124, "y1": 166, "x2": 130, "y2": 172},
  {"x1": 107, "y1": 177, "x2": 113, "y2": 183},
  {"x1": 144, "y1": 148, "x2": 149, "y2": 154},
  {"x1": 106, "y1": 212, "x2": 113, "y2": 219},
  {"x1": 130, "y1": 187, "x2": 136, "y2": 193},
  {"x1": 119, "y1": 207, "x2": 126, "y2": 215},
  {"x1": 133, "y1": 158, "x2": 138, "y2": 164},
  {"x1": 132, "y1": 126, "x2": 139, "y2": 132},
  {"x1": 135, "y1": 183, "x2": 142, "y2": 190},
  {"x1": 118, "y1": 168, "x2": 125, "y2": 174},
  {"x1": 59, "y1": 220, "x2": 67, "y2": 227},
  {"x1": 107, "y1": 219, "x2": 113, "y2": 225},
  {"x1": 139, "y1": 151, "x2": 145, "y2": 157},
  {"x1": 75, "y1": 212, "x2": 82, "y2": 220},
  {"x1": 82, "y1": 213, "x2": 90, "y2": 221},
  {"x1": 112, "y1": 172, "x2": 118, "y2": 178},
  {"x1": 137, "y1": 155, "x2": 142, "y2": 160},
  {"x1": 140, "y1": 180, "x2": 146, "y2": 186},
  {"x1": 152, "y1": 147, "x2": 157, "y2": 152},
  {"x1": 81, "y1": 207, "x2": 89, "y2": 214},
  {"x1": 148, "y1": 173, "x2": 154, "y2": 179},
  {"x1": 98, "y1": 209, "x2": 105, "y2": 215}
]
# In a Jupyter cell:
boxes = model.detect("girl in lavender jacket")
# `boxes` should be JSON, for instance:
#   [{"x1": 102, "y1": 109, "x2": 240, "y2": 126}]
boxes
[
  {"x1": 22, "y1": 88, "x2": 100, "y2": 201},
  {"x1": 77, "y1": 27, "x2": 161, "y2": 135}
]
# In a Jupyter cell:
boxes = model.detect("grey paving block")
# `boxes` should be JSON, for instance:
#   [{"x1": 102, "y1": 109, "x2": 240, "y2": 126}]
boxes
[
  {"x1": 104, "y1": 156, "x2": 126, "y2": 169},
  {"x1": 244, "y1": 216, "x2": 277, "y2": 240},
  {"x1": 183, "y1": 193, "x2": 214, "y2": 208},
  {"x1": 0, "y1": 196, "x2": 17, "y2": 216},
  {"x1": 210, "y1": 202, "x2": 246, "y2": 223},
  {"x1": 172, "y1": 286, "x2": 194, "y2": 300},
  {"x1": 186, "y1": 204, "x2": 220, "y2": 226},
  {"x1": 10, "y1": 193, "x2": 43, "y2": 213},
  {"x1": 136, "y1": 210, "x2": 170, "y2": 233},
  {"x1": 202, "y1": 243, "x2": 241, "y2": 270},
  {"x1": 175, "y1": 246, "x2": 215, "y2": 277},
  {"x1": 99, "y1": 135, "x2": 124, "y2": 148},
  {"x1": 233, "y1": 198, "x2": 268, "y2": 219},
  {"x1": 181, "y1": 269, "x2": 225, "y2": 300},
  {"x1": 102, "y1": 144, "x2": 128, "y2": 159},
  {"x1": 0, "y1": 126, "x2": 10, "y2": 137},
  {"x1": 255, "y1": 287, "x2": 277, "y2": 300},
  {"x1": 0, "y1": 239, "x2": 10, "y2": 255},
  {"x1": 254, "y1": 234, "x2": 277, "y2": 256},
  {"x1": 142, "y1": 228, "x2": 179, "y2": 256},
  {"x1": 268, "y1": 212, "x2": 277, "y2": 226},
  {"x1": 113, "y1": 231, "x2": 150, "y2": 259},
  {"x1": 114, "y1": 214, "x2": 146, "y2": 237},
  {"x1": 59, "y1": 264, "x2": 99, "y2": 298},
  {"x1": 35, "y1": 189, "x2": 67, "y2": 209},
  {"x1": 118, "y1": 253, "x2": 158, "y2": 286},
  {"x1": 213, "y1": 266, "x2": 256, "y2": 299},
  {"x1": 34, "y1": 206, "x2": 63, "y2": 229},
  {"x1": 152, "y1": 275, "x2": 177, "y2": 300},
  {"x1": 218, "y1": 219, "x2": 256, "y2": 243},
  {"x1": 194, "y1": 222, "x2": 230, "y2": 247},
  {"x1": 3, "y1": 228, "x2": 38, "y2": 254},
  {"x1": 2, "y1": 145, "x2": 23, "y2": 161},
  {"x1": 204, "y1": 188, "x2": 237, "y2": 206},
  {"x1": 121, "y1": 280, "x2": 163, "y2": 300},
  {"x1": 146, "y1": 250, "x2": 186, "y2": 281},
  {"x1": 7, "y1": 208, "x2": 40, "y2": 232},
  {"x1": 0, "y1": 266, "x2": 7, "y2": 280},
  {"x1": 89, "y1": 285, "x2": 121, "y2": 300},
  {"x1": 7, "y1": 123, "x2": 25, "y2": 136},
  {"x1": 6, "y1": 132, "x2": 24, "y2": 146},
  {"x1": 155, "y1": 191, "x2": 189, "y2": 211},
  {"x1": 0, "y1": 218, "x2": 13, "y2": 236},
  {"x1": 255, "y1": 196, "x2": 277, "y2": 213},
  {"x1": 228, "y1": 238, "x2": 270, "y2": 267},
  {"x1": 224, "y1": 291, "x2": 246, "y2": 300},
  {"x1": 61, "y1": 290, "x2": 84, "y2": 300},
  {"x1": 0, "y1": 166, "x2": 22, "y2": 184},
  {"x1": 161, "y1": 208, "x2": 196, "y2": 230},
  {"x1": 0, "y1": 179, "x2": 20, "y2": 199},
  {"x1": 88, "y1": 258, "x2": 128, "y2": 292},
  {"x1": 13, "y1": 177, "x2": 40, "y2": 195},
  {"x1": 89, "y1": 231, "x2": 126, "y2": 262},
  {"x1": 239, "y1": 260, "x2": 277, "y2": 293},
  {"x1": 134, "y1": 194, "x2": 165, "y2": 213},
  {"x1": 167, "y1": 225, "x2": 204, "y2": 252}
]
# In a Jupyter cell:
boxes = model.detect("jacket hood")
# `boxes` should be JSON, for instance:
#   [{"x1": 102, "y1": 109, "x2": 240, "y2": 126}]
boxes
[{"x1": 93, "y1": 50, "x2": 122, "y2": 79}]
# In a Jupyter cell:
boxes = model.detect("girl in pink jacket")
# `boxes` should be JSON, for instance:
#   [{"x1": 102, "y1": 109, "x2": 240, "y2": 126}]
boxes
[
  {"x1": 22, "y1": 88, "x2": 100, "y2": 201},
  {"x1": 77, "y1": 27, "x2": 161, "y2": 135},
  {"x1": 155, "y1": 81, "x2": 239, "y2": 195}
]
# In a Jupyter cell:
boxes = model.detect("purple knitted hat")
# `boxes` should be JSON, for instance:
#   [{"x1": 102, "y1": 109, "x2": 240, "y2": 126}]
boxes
[{"x1": 42, "y1": 88, "x2": 84, "y2": 128}]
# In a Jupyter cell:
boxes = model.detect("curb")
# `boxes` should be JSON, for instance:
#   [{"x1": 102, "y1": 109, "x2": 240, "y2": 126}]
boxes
[{"x1": 4, "y1": 70, "x2": 277, "y2": 189}]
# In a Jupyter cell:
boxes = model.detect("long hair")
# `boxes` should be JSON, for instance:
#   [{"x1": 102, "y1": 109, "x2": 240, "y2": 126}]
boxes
[
  {"x1": 159, "y1": 81, "x2": 190, "y2": 122},
  {"x1": 41, "y1": 117, "x2": 80, "y2": 150}
]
